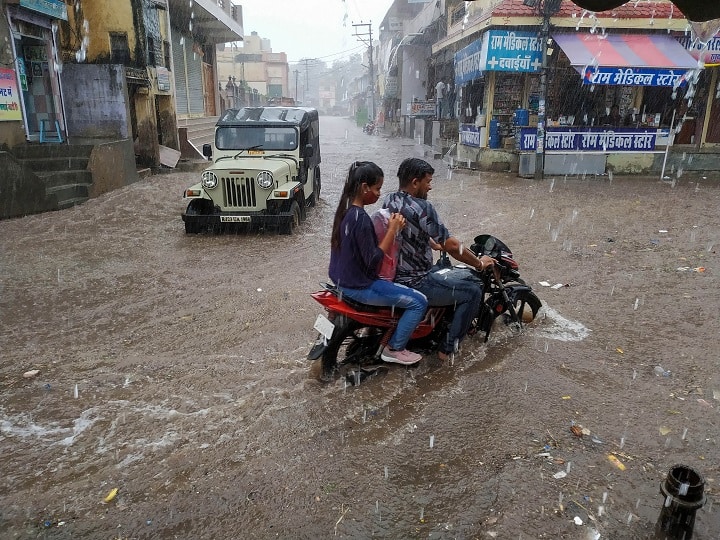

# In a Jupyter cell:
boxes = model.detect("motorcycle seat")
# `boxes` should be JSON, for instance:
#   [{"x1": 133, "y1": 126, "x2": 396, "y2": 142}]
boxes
[{"x1": 322, "y1": 282, "x2": 402, "y2": 314}]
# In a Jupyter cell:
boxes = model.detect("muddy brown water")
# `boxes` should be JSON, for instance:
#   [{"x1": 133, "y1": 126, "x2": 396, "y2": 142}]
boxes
[{"x1": 1, "y1": 116, "x2": 719, "y2": 539}]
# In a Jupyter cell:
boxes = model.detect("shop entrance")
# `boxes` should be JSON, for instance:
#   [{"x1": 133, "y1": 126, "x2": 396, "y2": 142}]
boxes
[{"x1": 15, "y1": 32, "x2": 63, "y2": 140}]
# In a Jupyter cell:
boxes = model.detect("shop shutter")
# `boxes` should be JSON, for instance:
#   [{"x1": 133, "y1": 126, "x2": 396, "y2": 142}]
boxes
[{"x1": 172, "y1": 32, "x2": 204, "y2": 115}]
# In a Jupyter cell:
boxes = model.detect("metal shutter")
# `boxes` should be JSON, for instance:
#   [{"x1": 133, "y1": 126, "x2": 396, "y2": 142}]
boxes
[{"x1": 172, "y1": 32, "x2": 204, "y2": 116}]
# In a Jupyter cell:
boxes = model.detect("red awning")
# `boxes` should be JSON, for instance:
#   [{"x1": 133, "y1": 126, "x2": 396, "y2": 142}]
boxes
[{"x1": 553, "y1": 33, "x2": 698, "y2": 70}]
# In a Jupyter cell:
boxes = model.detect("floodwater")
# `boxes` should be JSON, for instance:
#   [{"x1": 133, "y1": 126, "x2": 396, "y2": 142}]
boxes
[{"x1": 1, "y1": 116, "x2": 719, "y2": 539}]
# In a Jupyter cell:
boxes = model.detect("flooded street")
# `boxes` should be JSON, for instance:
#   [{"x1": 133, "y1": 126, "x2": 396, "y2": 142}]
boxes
[{"x1": 1, "y1": 116, "x2": 719, "y2": 539}]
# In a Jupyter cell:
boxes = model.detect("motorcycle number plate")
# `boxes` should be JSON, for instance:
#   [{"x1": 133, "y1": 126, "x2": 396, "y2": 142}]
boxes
[{"x1": 313, "y1": 314, "x2": 335, "y2": 341}]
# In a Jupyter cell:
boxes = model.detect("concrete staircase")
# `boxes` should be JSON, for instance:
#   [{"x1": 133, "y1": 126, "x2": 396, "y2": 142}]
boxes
[
  {"x1": 178, "y1": 116, "x2": 219, "y2": 159},
  {"x1": 11, "y1": 143, "x2": 94, "y2": 210}
]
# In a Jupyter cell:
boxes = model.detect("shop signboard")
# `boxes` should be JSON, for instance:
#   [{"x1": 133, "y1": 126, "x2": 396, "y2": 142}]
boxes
[
  {"x1": 156, "y1": 67, "x2": 171, "y2": 92},
  {"x1": 484, "y1": 30, "x2": 542, "y2": 73},
  {"x1": 19, "y1": 0, "x2": 68, "y2": 21},
  {"x1": 581, "y1": 67, "x2": 691, "y2": 87},
  {"x1": 408, "y1": 101, "x2": 434, "y2": 116},
  {"x1": 460, "y1": 124, "x2": 480, "y2": 147},
  {"x1": 384, "y1": 76, "x2": 398, "y2": 98},
  {"x1": 455, "y1": 30, "x2": 542, "y2": 87},
  {"x1": 676, "y1": 35, "x2": 720, "y2": 65},
  {"x1": 0, "y1": 68, "x2": 23, "y2": 121},
  {"x1": 455, "y1": 38, "x2": 484, "y2": 86},
  {"x1": 518, "y1": 127, "x2": 660, "y2": 152}
]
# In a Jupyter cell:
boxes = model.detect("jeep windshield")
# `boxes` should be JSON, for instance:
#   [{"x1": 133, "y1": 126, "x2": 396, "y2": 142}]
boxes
[{"x1": 215, "y1": 126, "x2": 298, "y2": 151}]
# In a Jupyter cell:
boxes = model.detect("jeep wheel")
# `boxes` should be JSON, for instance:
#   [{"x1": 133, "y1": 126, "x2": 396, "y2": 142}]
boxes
[
  {"x1": 183, "y1": 200, "x2": 213, "y2": 234},
  {"x1": 184, "y1": 221, "x2": 202, "y2": 234},
  {"x1": 279, "y1": 200, "x2": 301, "y2": 235}
]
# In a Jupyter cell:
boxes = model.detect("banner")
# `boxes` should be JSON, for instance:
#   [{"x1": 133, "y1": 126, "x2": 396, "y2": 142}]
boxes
[
  {"x1": 581, "y1": 67, "x2": 691, "y2": 87},
  {"x1": 460, "y1": 124, "x2": 480, "y2": 147},
  {"x1": 676, "y1": 35, "x2": 720, "y2": 65},
  {"x1": 518, "y1": 127, "x2": 660, "y2": 152},
  {"x1": 0, "y1": 68, "x2": 23, "y2": 121},
  {"x1": 408, "y1": 101, "x2": 434, "y2": 116},
  {"x1": 19, "y1": 0, "x2": 68, "y2": 20}
]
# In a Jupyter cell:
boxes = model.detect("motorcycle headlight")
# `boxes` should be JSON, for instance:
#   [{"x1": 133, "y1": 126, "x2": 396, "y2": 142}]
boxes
[
  {"x1": 201, "y1": 171, "x2": 219, "y2": 189},
  {"x1": 256, "y1": 171, "x2": 274, "y2": 189}
]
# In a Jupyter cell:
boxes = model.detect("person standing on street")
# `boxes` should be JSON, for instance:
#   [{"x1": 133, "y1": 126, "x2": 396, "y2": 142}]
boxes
[
  {"x1": 383, "y1": 158, "x2": 495, "y2": 361},
  {"x1": 329, "y1": 161, "x2": 428, "y2": 366},
  {"x1": 435, "y1": 79, "x2": 446, "y2": 119}
]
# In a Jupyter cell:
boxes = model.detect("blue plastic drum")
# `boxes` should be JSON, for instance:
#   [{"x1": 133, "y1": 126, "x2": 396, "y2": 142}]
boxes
[{"x1": 489, "y1": 118, "x2": 500, "y2": 148}]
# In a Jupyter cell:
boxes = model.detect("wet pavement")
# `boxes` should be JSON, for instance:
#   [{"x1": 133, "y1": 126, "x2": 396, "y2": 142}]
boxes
[{"x1": 1, "y1": 116, "x2": 719, "y2": 539}]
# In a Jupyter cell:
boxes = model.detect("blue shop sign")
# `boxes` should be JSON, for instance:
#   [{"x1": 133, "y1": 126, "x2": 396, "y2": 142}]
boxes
[
  {"x1": 581, "y1": 67, "x2": 690, "y2": 87},
  {"x1": 460, "y1": 124, "x2": 480, "y2": 147},
  {"x1": 485, "y1": 30, "x2": 542, "y2": 72},
  {"x1": 519, "y1": 127, "x2": 659, "y2": 152},
  {"x1": 19, "y1": 0, "x2": 68, "y2": 20},
  {"x1": 455, "y1": 39, "x2": 484, "y2": 86},
  {"x1": 455, "y1": 30, "x2": 542, "y2": 86}
]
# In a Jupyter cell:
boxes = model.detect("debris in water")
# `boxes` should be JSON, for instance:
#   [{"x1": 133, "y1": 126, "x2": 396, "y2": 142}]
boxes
[
  {"x1": 654, "y1": 366, "x2": 671, "y2": 377},
  {"x1": 607, "y1": 454, "x2": 626, "y2": 471},
  {"x1": 103, "y1": 488, "x2": 119, "y2": 503},
  {"x1": 23, "y1": 369, "x2": 40, "y2": 378},
  {"x1": 553, "y1": 470, "x2": 567, "y2": 479}
]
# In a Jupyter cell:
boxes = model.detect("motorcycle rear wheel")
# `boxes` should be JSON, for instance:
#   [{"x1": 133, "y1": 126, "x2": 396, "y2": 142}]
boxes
[
  {"x1": 320, "y1": 316, "x2": 355, "y2": 381},
  {"x1": 320, "y1": 321, "x2": 384, "y2": 382}
]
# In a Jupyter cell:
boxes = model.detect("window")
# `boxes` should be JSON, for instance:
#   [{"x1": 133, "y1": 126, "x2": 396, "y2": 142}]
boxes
[
  {"x1": 450, "y1": 5, "x2": 466, "y2": 26},
  {"x1": 147, "y1": 37, "x2": 156, "y2": 66},
  {"x1": 110, "y1": 32, "x2": 131, "y2": 64},
  {"x1": 163, "y1": 40, "x2": 171, "y2": 69}
]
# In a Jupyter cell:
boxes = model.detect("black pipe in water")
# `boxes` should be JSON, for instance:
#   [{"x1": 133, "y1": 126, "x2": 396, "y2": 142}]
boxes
[{"x1": 654, "y1": 464, "x2": 706, "y2": 539}]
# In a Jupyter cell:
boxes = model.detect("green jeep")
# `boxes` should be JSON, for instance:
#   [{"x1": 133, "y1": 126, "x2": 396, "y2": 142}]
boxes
[{"x1": 181, "y1": 106, "x2": 321, "y2": 234}]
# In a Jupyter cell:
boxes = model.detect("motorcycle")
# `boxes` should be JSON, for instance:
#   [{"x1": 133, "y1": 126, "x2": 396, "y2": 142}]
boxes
[
  {"x1": 363, "y1": 121, "x2": 377, "y2": 135},
  {"x1": 308, "y1": 234, "x2": 542, "y2": 382}
]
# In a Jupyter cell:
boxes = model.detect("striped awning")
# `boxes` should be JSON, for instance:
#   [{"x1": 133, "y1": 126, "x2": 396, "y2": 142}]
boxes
[{"x1": 553, "y1": 33, "x2": 700, "y2": 86}]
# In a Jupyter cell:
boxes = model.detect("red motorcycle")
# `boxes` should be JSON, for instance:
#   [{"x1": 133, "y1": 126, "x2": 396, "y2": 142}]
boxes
[{"x1": 308, "y1": 235, "x2": 542, "y2": 382}]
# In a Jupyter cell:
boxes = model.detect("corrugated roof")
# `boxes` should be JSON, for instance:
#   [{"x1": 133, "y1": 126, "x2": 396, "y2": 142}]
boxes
[{"x1": 491, "y1": 0, "x2": 684, "y2": 21}]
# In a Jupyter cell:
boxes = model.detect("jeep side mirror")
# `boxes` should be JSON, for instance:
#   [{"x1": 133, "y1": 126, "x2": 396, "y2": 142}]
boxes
[
  {"x1": 202, "y1": 144, "x2": 212, "y2": 158},
  {"x1": 304, "y1": 144, "x2": 314, "y2": 158}
]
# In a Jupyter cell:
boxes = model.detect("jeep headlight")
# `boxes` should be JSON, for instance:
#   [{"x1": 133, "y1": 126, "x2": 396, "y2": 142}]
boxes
[
  {"x1": 201, "y1": 171, "x2": 219, "y2": 189},
  {"x1": 256, "y1": 171, "x2": 274, "y2": 189}
]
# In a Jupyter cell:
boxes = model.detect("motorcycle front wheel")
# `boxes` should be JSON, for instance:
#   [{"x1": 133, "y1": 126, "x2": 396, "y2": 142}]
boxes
[{"x1": 511, "y1": 290, "x2": 542, "y2": 323}]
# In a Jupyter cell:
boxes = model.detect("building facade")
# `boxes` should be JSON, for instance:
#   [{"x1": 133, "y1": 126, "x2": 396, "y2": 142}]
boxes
[{"x1": 0, "y1": 0, "x2": 242, "y2": 167}]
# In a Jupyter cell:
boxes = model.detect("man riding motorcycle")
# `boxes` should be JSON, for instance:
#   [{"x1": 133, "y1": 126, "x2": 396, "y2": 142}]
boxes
[{"x1": 383, "y1": 158, "x2": 495, "y2": 361}]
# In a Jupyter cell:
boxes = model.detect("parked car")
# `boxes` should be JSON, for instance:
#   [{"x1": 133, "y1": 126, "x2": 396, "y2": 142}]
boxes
[{"x1": 181, "y1": 106, "x2": 321, "y2": 234}]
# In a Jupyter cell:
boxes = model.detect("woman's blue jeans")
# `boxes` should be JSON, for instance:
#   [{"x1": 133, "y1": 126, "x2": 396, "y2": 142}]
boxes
[{"x1": 338, "y1": 280, "x2": 428, "y2": 350}]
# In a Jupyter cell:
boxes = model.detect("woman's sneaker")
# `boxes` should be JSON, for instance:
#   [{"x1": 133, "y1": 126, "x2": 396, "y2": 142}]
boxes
[{"x1": 381, "y1": 347, "x2": 422, "y2": 365}]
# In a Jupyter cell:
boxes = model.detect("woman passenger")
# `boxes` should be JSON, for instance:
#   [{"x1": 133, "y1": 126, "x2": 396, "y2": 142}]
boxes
[{"x1": 328, "y1": 161, "x2": 427, "y2": 365}]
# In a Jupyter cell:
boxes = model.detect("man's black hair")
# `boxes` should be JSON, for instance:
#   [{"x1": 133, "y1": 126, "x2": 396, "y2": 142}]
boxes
[{"x1": 397, "y1": 158, "x2": 435, "y2": 188}]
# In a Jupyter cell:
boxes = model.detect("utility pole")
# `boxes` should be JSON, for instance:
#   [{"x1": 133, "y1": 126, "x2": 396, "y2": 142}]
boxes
[
  {"x1": 294, "y1": 69, "x2": 299, "y2": 102},
  {"x1": 301, "y1": 58, "x2": 318, "y2": 105},
  {"x1": 353, "y1": 22, "x2": 375, "y2": 121},
  {"x1": 532, "y1": 0, "x2": 561, "y2": 180}
]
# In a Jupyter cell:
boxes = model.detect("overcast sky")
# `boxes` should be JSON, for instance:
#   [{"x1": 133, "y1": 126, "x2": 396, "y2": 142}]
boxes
[{"x1": 239, "y1": 0, "x2": 393, "y2": 64}]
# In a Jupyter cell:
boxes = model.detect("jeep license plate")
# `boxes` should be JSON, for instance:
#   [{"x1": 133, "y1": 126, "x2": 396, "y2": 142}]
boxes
[
  {"x1": 220, "y1": 216, "x2": 251, "y2": 223},
  {"x1": 313, "y1": 314, "x2": 335, "y2": 341}
]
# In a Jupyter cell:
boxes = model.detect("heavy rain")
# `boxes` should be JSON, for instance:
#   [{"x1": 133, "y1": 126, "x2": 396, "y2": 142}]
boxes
[{"x1": 1, "y1": 0, "x2": 720, "y2": 538}]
